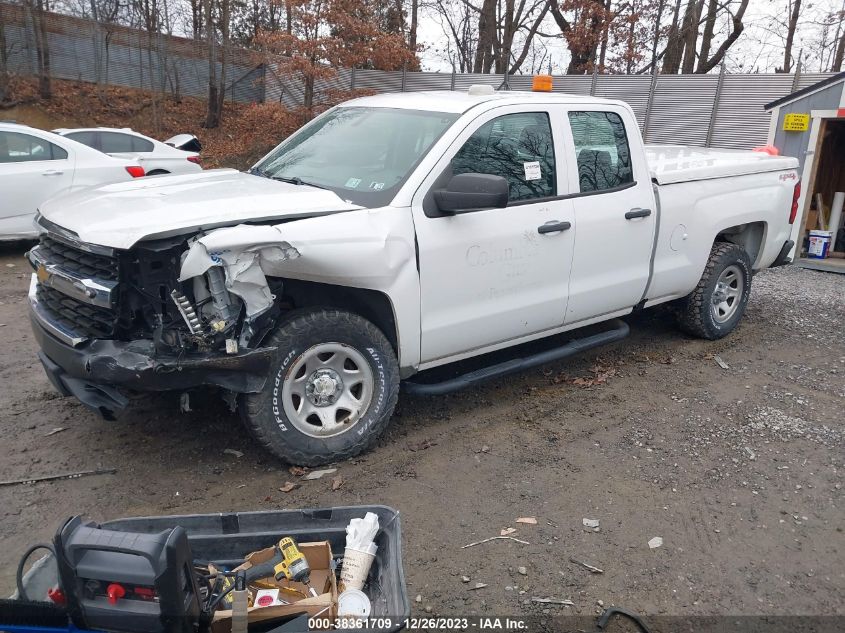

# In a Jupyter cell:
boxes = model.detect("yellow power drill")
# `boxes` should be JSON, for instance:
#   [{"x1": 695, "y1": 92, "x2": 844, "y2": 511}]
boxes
[{"x1": 244, "y1": 537, "x2": 318, "y2": 597}]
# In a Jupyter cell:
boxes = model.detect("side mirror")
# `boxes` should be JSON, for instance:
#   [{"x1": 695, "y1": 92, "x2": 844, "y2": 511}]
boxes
[{"x1": 434, "y1": 173, "x2": 508, "y2": 214}]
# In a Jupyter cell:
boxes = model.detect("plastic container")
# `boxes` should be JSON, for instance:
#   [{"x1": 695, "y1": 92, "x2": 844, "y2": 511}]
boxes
[
  {"x1": 808, "y1": 230, "x2": 832, "y2": 258},
  {"x1": 8, "y1": 506, "x2": 408, "y2": 633}
]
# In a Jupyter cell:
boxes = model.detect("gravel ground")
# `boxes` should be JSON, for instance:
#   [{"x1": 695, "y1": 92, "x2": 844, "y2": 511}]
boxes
[{"x1": 0, "y1": 243, "x2": 843, "y2": 628}]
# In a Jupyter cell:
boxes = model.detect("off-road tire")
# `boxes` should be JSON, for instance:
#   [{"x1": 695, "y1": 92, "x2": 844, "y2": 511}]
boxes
[
  {"x1": 677, "y1": 242, "x2": 752, "y2": 340},
  {"x1": 240, "y1": 309, "x2": 400, "y2": 466}
]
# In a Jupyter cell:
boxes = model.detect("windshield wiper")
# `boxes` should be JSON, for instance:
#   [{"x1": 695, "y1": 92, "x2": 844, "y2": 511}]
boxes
[{"x1": 270, "y1": 175, "x2": 329, "y2": 190}]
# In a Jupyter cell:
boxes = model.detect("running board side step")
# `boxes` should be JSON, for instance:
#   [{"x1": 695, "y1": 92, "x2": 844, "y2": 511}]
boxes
[{"x1": 402, "y1": 319, "x2": 630, "y2": 396}]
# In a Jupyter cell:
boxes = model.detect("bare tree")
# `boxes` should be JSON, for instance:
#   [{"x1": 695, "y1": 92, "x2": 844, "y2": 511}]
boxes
[
  {"x1": 662, "y1": 0, "x2": 748, "y2": 74},
  {"x1": 779, "y1": 0, "x2": 802, "y2": 72},
  {"x1": 550, "y1": 0, "x2": 613, "y2": 74},
  {"x1": 0, "y1": 3, "x2": 8, "y2": 103},
  {"x1": 205, "y1": 0, "x2": 230, "y2": 128},
  {"x1": 23, "y1": 0, "x2": 52, "y2": 98}
]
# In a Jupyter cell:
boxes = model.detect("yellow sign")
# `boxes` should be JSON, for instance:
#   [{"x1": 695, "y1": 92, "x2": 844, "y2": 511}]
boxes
[{"x1": 783, "y1": 113, "x2": 809, "y2": 132}]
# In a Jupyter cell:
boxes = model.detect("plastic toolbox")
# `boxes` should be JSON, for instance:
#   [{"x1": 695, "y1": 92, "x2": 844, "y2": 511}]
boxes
[{"x1": 5, "y1": 505, "x2": 408, "y2": 633}]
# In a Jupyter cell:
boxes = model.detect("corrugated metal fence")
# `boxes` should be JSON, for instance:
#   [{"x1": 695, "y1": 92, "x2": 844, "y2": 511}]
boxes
[
  {"x1": 268, "y1": 67, "x2": 834, "y2": 150},
  {"x1": 2, "y1": 4, "x2": 834, "y2": 149},
  {"x1": 2, "y1": 4, "x2": 265, "y2": 103}
]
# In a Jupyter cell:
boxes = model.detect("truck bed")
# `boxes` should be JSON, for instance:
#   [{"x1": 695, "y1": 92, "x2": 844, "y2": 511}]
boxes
[{"x1": 645, "y1": 145, "x2": 797, "y2": 185}]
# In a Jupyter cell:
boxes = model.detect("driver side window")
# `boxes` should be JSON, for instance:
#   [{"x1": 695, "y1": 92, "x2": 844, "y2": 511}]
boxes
[{"x1": 451, "y1": 112, "x2": 556, "y2": 202}]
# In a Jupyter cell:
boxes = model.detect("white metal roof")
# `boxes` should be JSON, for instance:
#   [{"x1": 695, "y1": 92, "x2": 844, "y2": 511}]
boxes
[{"x1": 340, "y1": 89, "x2": 622, "y2": 114}]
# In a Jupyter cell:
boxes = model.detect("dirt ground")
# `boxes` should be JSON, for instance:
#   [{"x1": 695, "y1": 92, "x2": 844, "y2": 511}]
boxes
[{"x1": 1, "y1": 241, "x2": 843, "y2": 625}]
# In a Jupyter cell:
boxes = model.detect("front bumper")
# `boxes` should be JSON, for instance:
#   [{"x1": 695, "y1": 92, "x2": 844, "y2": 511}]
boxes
[{"x1": 30, "y1": 276, "x2": 277, "y2": 418}]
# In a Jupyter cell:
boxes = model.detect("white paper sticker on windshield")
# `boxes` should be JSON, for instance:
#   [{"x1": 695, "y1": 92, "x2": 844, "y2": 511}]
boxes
[
  {"x1": 345, "y1": 177, "x2": 362, "y2": 188},
  {"x1": 370, "y1": 182, "x2": 385, "y2": 191},
  {"x1": 523, "y1": 161, "x2": 541, "y2": 181}
]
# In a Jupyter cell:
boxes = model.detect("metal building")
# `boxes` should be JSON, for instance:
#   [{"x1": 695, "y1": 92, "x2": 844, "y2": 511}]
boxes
[{"x1": 766, "y1": 73, "x2": 845, "y2": 272}]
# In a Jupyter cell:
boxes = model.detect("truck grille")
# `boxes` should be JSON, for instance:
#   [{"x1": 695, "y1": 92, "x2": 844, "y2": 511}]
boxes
[
  {"x1": 35, "y1": 284, "x2": 117, "y2": 339},
  {"x1": 39, "y1": 235, "x2": 118, "y2": 281}
]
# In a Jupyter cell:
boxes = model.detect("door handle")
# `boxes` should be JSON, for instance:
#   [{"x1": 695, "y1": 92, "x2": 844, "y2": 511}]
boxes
[
  {"x1": 42, "y1": 170, "x2": 64, "y2": 176},
  {"x1": 538, "y1": 220, "x2": 571, "y2": 234},
  {"x1": 625, "y1": 208, "x2": 651, "y2": 219}
]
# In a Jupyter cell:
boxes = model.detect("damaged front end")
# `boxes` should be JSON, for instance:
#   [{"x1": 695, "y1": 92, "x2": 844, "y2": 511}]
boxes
[{"x1": 27, "y1": 226, "x2": 299, "y2": 419}]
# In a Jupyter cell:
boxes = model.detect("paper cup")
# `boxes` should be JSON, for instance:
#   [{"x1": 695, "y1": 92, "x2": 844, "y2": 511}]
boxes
[{"x1": 340, "y1": 546, "x2": 375, "y2": 590}]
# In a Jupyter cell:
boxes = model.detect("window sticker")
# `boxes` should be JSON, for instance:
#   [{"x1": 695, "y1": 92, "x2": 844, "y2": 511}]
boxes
[
  {"x1": 523, "y1": 161, "x2": 541, "y2": 181},
  {"x1": 370, "y1": 182, "x2": 385, "y2": 191},
  {"x1": 345, "y1": 177, "x2": 362, "y2": 188}
]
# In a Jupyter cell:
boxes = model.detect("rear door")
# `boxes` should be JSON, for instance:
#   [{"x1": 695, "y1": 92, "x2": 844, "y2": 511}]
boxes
[
  {"x1": 562, "y1": 108, "x2": 656, "y2": 324},
  {"x1": 0, "y1": 130, "x2": 74, "y2": 237},
  {"x1": 412, "y1": 105, "x2": 576, "y2": 364}
]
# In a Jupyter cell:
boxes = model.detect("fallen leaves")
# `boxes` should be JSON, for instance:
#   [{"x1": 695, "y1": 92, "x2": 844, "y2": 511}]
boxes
[
  {"x1": 572, "y1": 365, "x2": 617, "y2": 388},
  {"x1": 331, "y1": 476, "x2": 343, "y2": 491},
  {"x1": 279, "y1": 482, "x2": 299, "y2": 493}
]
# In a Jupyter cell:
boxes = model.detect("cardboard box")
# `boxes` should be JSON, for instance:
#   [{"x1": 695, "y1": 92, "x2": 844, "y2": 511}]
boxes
[{"x1": 212, "y1": 541, "x2": 337, "y2": 633}]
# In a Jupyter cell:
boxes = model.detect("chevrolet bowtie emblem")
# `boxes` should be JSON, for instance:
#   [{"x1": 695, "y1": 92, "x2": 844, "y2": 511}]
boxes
[{"x1": 36, "y1": 264, "x2": 50, "y2": 284}]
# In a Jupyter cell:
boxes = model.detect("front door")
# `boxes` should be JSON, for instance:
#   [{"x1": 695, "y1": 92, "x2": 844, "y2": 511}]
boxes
[
  {"x1": 412, "y1": 106, "x2": 576, "y2": 364},
  {"x1": 562, "y1": 108, "x2": 657, "y2": 324}
]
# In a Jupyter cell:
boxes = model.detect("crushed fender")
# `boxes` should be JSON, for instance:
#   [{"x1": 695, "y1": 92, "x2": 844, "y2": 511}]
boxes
[{"x1": 179, "y1": 225, "x2": 301, "y2": 316}]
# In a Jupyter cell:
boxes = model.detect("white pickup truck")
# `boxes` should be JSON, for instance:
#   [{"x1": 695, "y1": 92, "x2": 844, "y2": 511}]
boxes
[{"x1": 27, "y1": 88, "x2": 800, "y2": 465}]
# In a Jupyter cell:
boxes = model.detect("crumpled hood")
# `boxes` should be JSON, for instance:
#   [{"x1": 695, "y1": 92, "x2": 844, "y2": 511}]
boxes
[{"x1": 38, "y1": 169, "x2": 361, "y2": 249}]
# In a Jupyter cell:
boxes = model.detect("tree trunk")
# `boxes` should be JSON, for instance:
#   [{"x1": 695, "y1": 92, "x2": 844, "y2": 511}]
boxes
[
  {"x1": 679, "y1": 0, "x2": 701, "y2": 74},
  {"x1": 833, "y1": 29, "x2": 845, "y2": 72},
  {"x1": 496, "y1": 0, "x2": 516, "y2": 73},
  {"x1": 409, "y1": 0, "x2": 418, "y2": 51},
  {"x1": 473, "y1": 0, "x2": 496, "y2": 73},
  {"x1": 650, "y1": 0, "x2": 666, "y2": 73},
  {"x1": 780, "y1": 0, "x2": 801, "y2": 73},
  {"x1": 190, "y1": 0, "x2": 203, "y2": 38},
  {"x1": 0, "y1": 3, "x2": 8, "y2": 103},
  {"x1": 28, "y1": 0, "x2": 52, "y2": 99},
  {"x1": 695, "y1": 0, "x2": 718, "y2": 72},
  {"x1": 303, "y1": 73, "x2": 314, "y2": 115},
  {"x1": 217, "y1": 0, "x2": 230, "y2": 119},
  {"x1": 662, "y1": 0, "x2": 684, "y2": 73},
  {"x1": 204, "y1": 0, "x2": 221, "y2": 128},
  {"x1": 696, "y1": 0, "x2": 748, "y2": 73},
  {"x1": 599, "y1": 0, "x2": 612, "y2": 70}
]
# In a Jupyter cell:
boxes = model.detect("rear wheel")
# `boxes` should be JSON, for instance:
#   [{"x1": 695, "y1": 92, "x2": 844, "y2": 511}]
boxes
[
  {"x1": 241, "y1": 309, "x2": 399, "y2": 466},
  {"x1": 677, "y1": 242, "x2": 752, "y2": 340}
]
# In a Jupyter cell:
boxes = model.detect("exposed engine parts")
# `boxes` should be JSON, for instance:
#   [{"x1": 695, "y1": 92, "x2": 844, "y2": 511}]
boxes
[{"x1": 170, "y1": 290, "x2": 203, "y2": 335}]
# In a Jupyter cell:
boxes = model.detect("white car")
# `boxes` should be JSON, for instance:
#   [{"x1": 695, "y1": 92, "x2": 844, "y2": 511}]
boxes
[
  {"x1": 54, "y1": 128, "x2": 203, "y2": 176},
  {"x1": 0, "y1": 123, "x2": 146, "y2": 240}
]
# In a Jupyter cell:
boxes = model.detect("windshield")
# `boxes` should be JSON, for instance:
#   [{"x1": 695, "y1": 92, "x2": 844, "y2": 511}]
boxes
[{"x1": 254, "y1": 107, "x2": 458, "y2": 207}]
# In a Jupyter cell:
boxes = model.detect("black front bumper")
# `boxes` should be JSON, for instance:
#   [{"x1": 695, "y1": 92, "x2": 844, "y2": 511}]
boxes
[{"x1": 31, "y1": 312, "x2": 277, "y2": 419}]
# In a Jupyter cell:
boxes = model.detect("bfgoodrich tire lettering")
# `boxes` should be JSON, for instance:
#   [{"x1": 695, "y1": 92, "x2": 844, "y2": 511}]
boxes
[
  {"x1": 241, "y1": 309, "x2": 399, "y2": 466},
  {"x1": 677, "y1": 242, "x2": 752, "y2": 340}
]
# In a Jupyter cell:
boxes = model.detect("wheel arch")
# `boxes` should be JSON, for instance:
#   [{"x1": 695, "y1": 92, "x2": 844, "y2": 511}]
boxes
[
  {"x1": 714, "y1": 221, "x2": 767, "y2": 269},
  {"x1": 271, "y1": 278, "x2": 400, "y2": 358}
]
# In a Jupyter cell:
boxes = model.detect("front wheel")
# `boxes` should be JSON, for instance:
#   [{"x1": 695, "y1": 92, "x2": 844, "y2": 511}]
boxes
[
  {"x1": 241, "y1": 309, "x2": 399, "y2": 466},
  {"x1": 677, "y1": 242, "x2": 752, "y2": 340}
]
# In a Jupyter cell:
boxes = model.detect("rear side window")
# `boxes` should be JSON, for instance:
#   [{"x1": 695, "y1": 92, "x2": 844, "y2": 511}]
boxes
[
  {"x1": 451, "y1": 112, "x2": 556, "y2": 202},
  {"x1": 65, "y1": 131, "x2": 98, "y2": 149},
  {"x1": 0, "y1": 132, "x2": 68, "y2": 163},
  {"x1": 131, "y1": 136, "x2": 154, "y2": 152},
  {"x1": 568, "y1": 111, "x2": 633, "y2": 193},
  {"x1": 100, "y1": 132, "x2": 135, "y2": 153}
]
